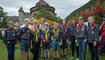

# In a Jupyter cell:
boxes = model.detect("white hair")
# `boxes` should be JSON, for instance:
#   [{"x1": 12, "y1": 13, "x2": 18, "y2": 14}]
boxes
[
  {"x1": 44, "y1": 22, "x2": 49, "y2": 25},
  {"x1": 24, "y1": 18, "x2": 30, "y2": 22},
  {"x1": 33, "y1": 19, "x2": 37, "y2": 22}
]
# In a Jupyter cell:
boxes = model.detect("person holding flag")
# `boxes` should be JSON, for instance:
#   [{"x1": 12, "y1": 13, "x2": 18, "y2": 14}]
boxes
[
  {"x1": 3, "y1": 21, "x2": 18, "y2": 60},
  {"x1": 42, "y1": 22, "x2": 52, "y2": 60},
  {"x1": 87, "y1": 16, "x2": 99, "y2": 60},
  {"x1": 69, "y1": 18, "x2": 79, "y2": 60},
  {"x1": 75, "y1": 17, "x2": 87, "y2": 60},
  {"x1": 19, "y1": 18, "x2": 32, "y2": 60},
  {"x1": 51, "y1": 22, "x2": 61, "y2": 60}
]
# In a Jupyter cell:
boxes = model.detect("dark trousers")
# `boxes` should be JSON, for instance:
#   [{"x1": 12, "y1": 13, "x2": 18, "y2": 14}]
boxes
[
  {"x1": 7, "y1": 41, "x2": 16, "y2": 60},
  {"x1": 33, "y1": 42, "x2": 40, "y2": 60},
  {"x1": 71, "y1": 37, "x2": 79, "y2": 57},
  {"x1": 88, "y1": 43, "x2": 99, "y2": 60}
]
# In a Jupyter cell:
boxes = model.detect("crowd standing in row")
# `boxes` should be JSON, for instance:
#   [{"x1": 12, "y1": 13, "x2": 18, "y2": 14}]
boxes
[{"x1": 2, "y1": 16, "x2": 105, "y2": 60}]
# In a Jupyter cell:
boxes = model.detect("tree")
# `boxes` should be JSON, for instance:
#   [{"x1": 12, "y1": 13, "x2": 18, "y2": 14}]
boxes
[
  {"x1": 33, "y1": 8, "x2": 61, "y2": 23},
  {"x1": 0, "y1": 7, "x2": 7, "y2": 28}
]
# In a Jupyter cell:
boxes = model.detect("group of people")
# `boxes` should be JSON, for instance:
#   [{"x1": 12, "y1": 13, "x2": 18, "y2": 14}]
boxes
[{"x1": 2, "y1": 16, "x2": 105, "y2": 60}]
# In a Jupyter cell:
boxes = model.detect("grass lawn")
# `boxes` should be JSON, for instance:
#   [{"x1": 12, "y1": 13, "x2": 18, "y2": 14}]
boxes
[{"x1": 0, "y1": 40, "x2": 105, "y2": 60}]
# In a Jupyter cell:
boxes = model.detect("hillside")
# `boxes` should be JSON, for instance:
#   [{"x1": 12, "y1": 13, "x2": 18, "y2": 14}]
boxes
[{"x1": 66, "y1": 0, "x2": 105, "y2": 20}]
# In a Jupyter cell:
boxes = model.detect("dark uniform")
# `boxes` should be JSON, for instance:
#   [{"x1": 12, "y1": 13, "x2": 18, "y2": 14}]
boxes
[
  {"x1": 60, "y1": 24, "x2": 69, "y2": 59},
  {"x1": 19, "y1": 27, "x2": 32, "y2": 52},
  {"x1": 3, "y1": 28, "x2": 18, "y2": 60},
  {"x1": 87, "y1": 23, "x2": 99, "y2": 60},
  {"x1": 42, "y1": 29, "x2": 52, "y2": 60},
  {"x1": 75, "y1": 23, "x2": 87, "y2": 60},
  {"x1": 42, "y1": 29, "x2": 51, "y2": 49},
  {"x1": 52, "y1": 28, "x2": 61, "y2": 51},
  {"x1": 32, "y1": 30, "x2": 41, "y2": 60},
  {"x1": 69, "y1": 24, "x2": 79, "y2": 58},
  {"x1": 60, "y1": 24, "x2": 69, "y2": 49}
]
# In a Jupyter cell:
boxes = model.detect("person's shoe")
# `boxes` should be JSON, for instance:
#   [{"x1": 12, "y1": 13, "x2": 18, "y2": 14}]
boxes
[
  {"x1": 76, "y1": 58, "x2": 79, "y2": 60},
  {"x1": 61, "y1": 55, "x2": 64, "y2": 60},
  {"x1": 64, "y1": 55, "x2": 68, "y2": 60},
  {"x1": 53, "y1": 58, "x2": 55, "y2": 60},
  {"x1": 48, "y1": 58, "x2": 50, "y2": 60},
  {"x1": 44, "y1": 56, "x2": 47, "y2": 60},
  {"x1": 57, "y1": 58, "x2": 59, "y2": 60}
]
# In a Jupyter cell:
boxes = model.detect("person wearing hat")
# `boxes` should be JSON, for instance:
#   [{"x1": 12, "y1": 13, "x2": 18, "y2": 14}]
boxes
[
  {"x1": 3, "y1": 21, "x2": 18, "y2": 60},
  {"x1": 60, "y1": 19, "x2": 69, "y2": 60},
  {"x1": 98, "y1": 18, "x2": 105, "y2": 55},
  {"x1": 69, "y1": 18, "x2": 79, "y2": 60},
  {"x1": 19, "y1": 18, "x2": 32, "y2": 60},
  {"x1": 75, "y1": 17, "x2": 87, "y2": 60},
  {"x1": 30, "y1": 25, "x2": 41, "y2": 60},
  {"x1": 87, "y1": 16, "x2": 99, "y2": 60},
  {"x1": 42, "y1": 22, "x2": 52, "y2": 60},
  {"x1": 51, "y1": 22, "x2": 61, "y2": 60}
]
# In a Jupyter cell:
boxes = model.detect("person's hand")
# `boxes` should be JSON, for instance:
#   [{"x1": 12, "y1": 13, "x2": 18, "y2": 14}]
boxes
[
  {"x1": 15, "y1": 44, "x2": 18, "y2": 48},
  {"x1": 75, "y1": 40, "x2": 78, "y2": 43},
  {"x1": 60, "y1": 42, "x2": 62, "y2": 46},
  {"x1": 67, "y1": 39, "x2": 69, "y2": 43},
  {"x1": 51, "y1": 36, "x2": 54, "y2": 41},
  {"x1": 84, "y1": 39, "x2": 87, "y2": 43},
  {"x1": 40, "y1": 43, "x2": 42, "y2": 47},
  {"x1": 99, "y1": 36, "x2": 102, "y2": 42},
  {"x1": 30, "y1": 45, "x2": 33, "y2": 49},
  {"x1": 94, "y1": 41, "x2": 97, "y2": 46},
  {"x1": 43, "y1": 39, "x2": 45, "y2": 42},
  {"x1": 8, "y1": 41, "x2": 10, "y2": 44},
  {"x1": 69, "y1": 41, "x2": 72, "y2": 44}
]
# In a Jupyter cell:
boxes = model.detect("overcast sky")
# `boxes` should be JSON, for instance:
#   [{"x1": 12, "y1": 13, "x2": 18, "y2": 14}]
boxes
[{"x1": 0, "y1": 0, "x2": 89, "y2": 19}]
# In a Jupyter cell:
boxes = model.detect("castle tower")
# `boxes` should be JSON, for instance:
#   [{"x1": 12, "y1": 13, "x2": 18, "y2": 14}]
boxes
[
  {"x1": 30, "y1": 0, "x2": 55, "y2": 17},
  {"x1": 18, "y1": 6, "x2": 24, "y2": 27}
]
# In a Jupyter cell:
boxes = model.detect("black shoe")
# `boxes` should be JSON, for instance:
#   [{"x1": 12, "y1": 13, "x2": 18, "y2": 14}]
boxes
[
  {"x1": 56, "y1": 58, "x2": 59, "y2": 60},
  {"x1": 48, "y1": 57, "x2": 50, "y2": 60},
  {"x1": 61, "y1": 55, "x2": 63, "y2": 60},
  {"x1": 53, "y1": 58, "x2": 55, "y2": 60},
  {"x1": 64, "y1": 55, "x2": 68, "y2": 60},
  {"x1": 44, "y1": 56, "x2": 47, "y2": 60}
]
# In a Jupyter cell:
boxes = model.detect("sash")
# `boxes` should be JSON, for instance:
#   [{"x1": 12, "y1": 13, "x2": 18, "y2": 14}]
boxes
[
  {"x1": 88, "y1": 23, "x2": 95, "y2": 31},
  {"x1": 53, "y1": 29, "x2": 59, "y2": 38},
  {"x1": 44, "y1": 29, "x2": 49, "y2": 41},
  {"x1": 71, "y1": 24, "x2": 77, "y2": 33},
  {"x1": 63, "y1": 25, "x2": 66, "y2": 35},
  {"x1": 8, "y1": 27, "x2": 14, "y2": 40},
  {"x1": 24, "y1": 27, "x2": 30, "y2": 36},
  {"x1": 34, "y1": 30, "x2": 39, "y2": 42},
  {"x1": 78, "y1": 23, "x2": 83, "y2": 35}
]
